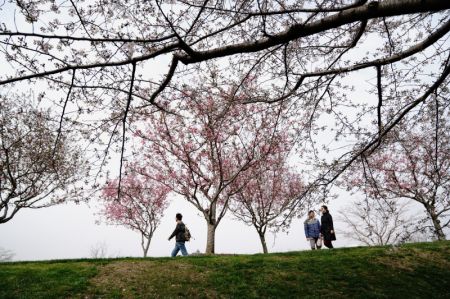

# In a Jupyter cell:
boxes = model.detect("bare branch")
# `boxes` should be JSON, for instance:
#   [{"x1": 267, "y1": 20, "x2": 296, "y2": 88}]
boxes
[
  {"x1": 148, "y1": 56, "x2": 179, "y2": 104},
  {"x1": 53, "y1": 69, "x2": 76, "y2": 157},
  {"x1": 376, "y1": 65, "x2": 383, "y2": 136},
  {"x1": 117, "y1": 62, "x2": 137, "y2": 201}
]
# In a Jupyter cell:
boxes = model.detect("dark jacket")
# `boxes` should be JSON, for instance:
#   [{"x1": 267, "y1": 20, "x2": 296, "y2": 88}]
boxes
[
  {"x1": 169, "y1": 221, "x2": 186, "y2": 243},
  {"x1": 320, "y1": 212, "x2": 336, "y2": 241}
]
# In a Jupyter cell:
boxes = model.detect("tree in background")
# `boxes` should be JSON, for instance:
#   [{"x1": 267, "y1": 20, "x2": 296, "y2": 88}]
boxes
[
  {"x1": 0, "y1": 247, "x2": 15, "y2": 262},
  {"x1": 345, "y1": 100, "x2": 450, "y2": 240},
  {"x1": 338, "y1": 197, "x2": 417, "y2": 246},
  {"x1": 136, "y1": 78, "x2": 289, "y2": 254},
  {"x1": 0, "y1": 94, "x2": 86, "y2": 224},
  {"x1": 100, "y1": 166, "x2": 170, "y2": 257},
  {"x1": 89, "y1": 242, "x2": 109, "y2": 259},
  {"x1": 0, "y1": 1, "x2": 448, "y2": 202},
  {"x1": 230, "y1": 152, "x2": 305, "y2": 253}
]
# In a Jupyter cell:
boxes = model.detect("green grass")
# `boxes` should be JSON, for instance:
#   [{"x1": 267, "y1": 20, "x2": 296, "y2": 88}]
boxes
[{"x1": 1, "y1": 241, "x2": 449, "y2": 298}]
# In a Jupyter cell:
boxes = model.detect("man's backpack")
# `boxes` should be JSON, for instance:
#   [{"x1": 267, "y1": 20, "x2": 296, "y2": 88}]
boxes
[{"x1": 184, "y1": 225, "x2": 192, "y2": 242}]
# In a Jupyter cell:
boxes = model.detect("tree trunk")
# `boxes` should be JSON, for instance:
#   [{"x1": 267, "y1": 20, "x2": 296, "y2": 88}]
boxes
[
  {"x1": 204, "y1": 202, "x2": 218, "y2": 254},
  {"x1": 141, "y1": 233, "x2": 152, "y2": 258},
  {"x1": 258, "y1": 231, "x2": 268, "y2": 254},
  {"x1": 205, "y1": 222, "x2": 216, "y2": 254},
  {"x1": 431, "y1": 217, "x2": 446, "y2": 241},
  {"x1": 428, "y1": 208, "x2": 446, "y2": 240}
]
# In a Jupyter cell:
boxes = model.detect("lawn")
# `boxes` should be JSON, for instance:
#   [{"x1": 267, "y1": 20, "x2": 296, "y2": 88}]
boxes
[{"x1": 1, "y1": 241, "x2": 449, "y2": 298}]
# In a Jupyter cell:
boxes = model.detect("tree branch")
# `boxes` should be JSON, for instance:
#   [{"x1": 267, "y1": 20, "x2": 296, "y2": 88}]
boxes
[
  {"x1": 376, "y1": 65, "x2": 383, "y2": 136},
  {"x1": 245, "y1": 18, "x2": 450, "y2": 104},
  {"x1": 148, "y1": 56, "x2": 179, "y2": 104},
  {"x1": 117, "y1": 62, "x2": 136, "y2": 201},
  {"x1": 0, "y1": 44, "x2": 177, "y2": 85},
  {"x1": 0, "y1": 32, "x2": 176, "y2": 43},
  {"x1": 178, "y1": 0, "x2": 450, "y2": 64},
  {"x1": 53, "y1": 69, "x2": 75, "y2": 157}
]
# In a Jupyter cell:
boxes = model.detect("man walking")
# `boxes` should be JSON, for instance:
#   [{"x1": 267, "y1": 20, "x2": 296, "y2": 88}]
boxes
[{"x1": 168, "y1": 213, "x2": 189, "y2": 257}]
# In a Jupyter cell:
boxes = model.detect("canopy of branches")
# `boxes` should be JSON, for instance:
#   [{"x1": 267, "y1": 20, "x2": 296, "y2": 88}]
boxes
[{"x1": 0, "y1": 0, "x2": 449, "y2": 203}]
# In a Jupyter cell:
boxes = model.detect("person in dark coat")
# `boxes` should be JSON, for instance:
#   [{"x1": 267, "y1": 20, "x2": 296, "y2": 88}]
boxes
[
  {"x1": 320, "y1": 205, "x2": 336, "y2": 248},
  {"x1": 168, "y1": 213, "x2": 188, "y2": 257}
]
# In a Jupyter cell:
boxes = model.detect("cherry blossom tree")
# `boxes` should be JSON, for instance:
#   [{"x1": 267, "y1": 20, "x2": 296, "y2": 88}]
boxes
[
  {"x1": 0, "y1": 1, "x2": 449, "y2": 202},
  {"x1": 344, "y1": 99, "x2": 450, "y2": 240},
  {"x1": 136, "y1": 78, "x2": 289, "y2": 254},
  {"x1": 230, "y1": 152, "x2": 305, "y2": 253},
  {"x1": 100, "y1": 166, "x2": 170, "y2": 257},
  {"x1": 338, "y1": 197, "x2": 418, "y2": 246},
  {"x1": 0, "y1": 93, "x2": 86, "y2": 224}
]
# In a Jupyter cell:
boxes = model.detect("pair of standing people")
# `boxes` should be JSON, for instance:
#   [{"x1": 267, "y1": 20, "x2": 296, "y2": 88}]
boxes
[{"x1": 304, "y1": 205, "x2": 335, "y2": 250}]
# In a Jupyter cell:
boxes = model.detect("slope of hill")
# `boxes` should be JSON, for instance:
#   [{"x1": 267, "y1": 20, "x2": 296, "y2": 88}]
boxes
[{"x1": 1, "y1": 241, "x2": 449, "y2": 298}]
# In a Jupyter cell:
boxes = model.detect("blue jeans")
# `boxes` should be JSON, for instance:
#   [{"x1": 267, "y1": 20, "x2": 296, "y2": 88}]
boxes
[{"x1": 171, "y1": 242, "x2": 188, "y2": 257}]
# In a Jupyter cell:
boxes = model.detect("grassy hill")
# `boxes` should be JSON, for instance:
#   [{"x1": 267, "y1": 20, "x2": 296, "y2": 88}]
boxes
[{"x1": 1, "y1": 241, "x2": 449, "y2": 298}]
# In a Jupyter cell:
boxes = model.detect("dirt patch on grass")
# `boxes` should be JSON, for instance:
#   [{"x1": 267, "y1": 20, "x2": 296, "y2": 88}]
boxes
[
  {"x1": 87, "y1": 259, "x2": 217, "y2": 298},
  {"x1": 90, "y1": 260, "x2": 151, "y2": 286},
  {"x1": 377, "y1": 256, "x2": 415, "y2": 271},
  {"x1": 376, "y1": 247, "x2": 450, "y2": 272}
]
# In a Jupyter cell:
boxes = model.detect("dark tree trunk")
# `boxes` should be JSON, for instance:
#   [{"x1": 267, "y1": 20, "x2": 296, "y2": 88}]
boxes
[{"x1": 258, "y1": 231, "x2": 268, "y2": 254}]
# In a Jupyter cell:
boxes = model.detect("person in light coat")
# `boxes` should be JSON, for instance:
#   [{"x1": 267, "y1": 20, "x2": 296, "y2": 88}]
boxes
[{"x1": 304, "y1": 210, "x2": 322, "y2": 250}]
